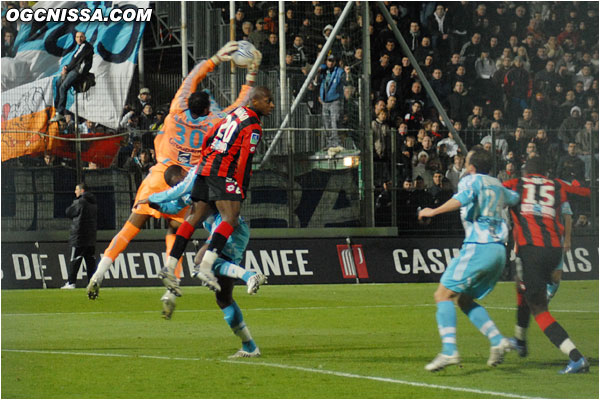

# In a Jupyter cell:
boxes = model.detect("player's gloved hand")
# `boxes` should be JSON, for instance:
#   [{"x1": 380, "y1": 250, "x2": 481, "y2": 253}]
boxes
[
  {"x1": 246, "y1": 49, "x2": 262, "y2": 84},
  {"x1": 210, "y1": 41, "x2": 239, "y2": 65}
]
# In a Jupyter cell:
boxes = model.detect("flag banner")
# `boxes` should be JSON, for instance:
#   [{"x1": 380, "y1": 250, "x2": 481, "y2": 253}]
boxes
[
  {"x1": 1, "y1": 1, "x2": 149, "y2": 161},
  {"x1": 51, "y1": 132, "x2": 124, "y2": 168}
]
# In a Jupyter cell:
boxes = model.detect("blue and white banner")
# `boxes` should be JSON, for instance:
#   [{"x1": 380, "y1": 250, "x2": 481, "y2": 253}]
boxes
[{"x1": 1, "y1": 1, "x2": 149, "y2": 130}]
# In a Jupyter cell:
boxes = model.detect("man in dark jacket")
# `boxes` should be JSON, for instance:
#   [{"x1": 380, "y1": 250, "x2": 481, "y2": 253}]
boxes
[
  {"x1": 50, "y1": 31, "x2": 94, "y2": 122},
  {"x1": 61, "y1": 183, "x2": 98, "y2": 289}
]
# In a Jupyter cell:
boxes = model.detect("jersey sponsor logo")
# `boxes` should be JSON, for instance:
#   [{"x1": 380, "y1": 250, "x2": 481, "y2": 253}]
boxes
[
  {"x1": 211, "y1": 140, "x2": 227, "y2": 153},
  {"x1": 177, "y1": 152, "x2": 191, "y2": 164},
  {"x1": 249, "y1": 146, "x2": 256, "y2": 153},
  {"x1": 168, "y1": 138, "x2": 202, "y2": 154},
  {"x1": 337, "y1": 243, "x2": 368, "y2": 279},
  {"x1": 250, "y1": 132, "x2": 260, "y2": 145},
  {"x1": 225, "y1": 178, "x2": 241, "y2": 194}
]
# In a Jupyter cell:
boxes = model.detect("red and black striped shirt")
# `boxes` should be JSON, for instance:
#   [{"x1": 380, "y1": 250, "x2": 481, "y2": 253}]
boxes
[
  {"x1": 503, "y1": 175, "x2": 584, "y2": 248},
  {"x1": 197, "y1": 106, "x2": 262, "y2": 196}
]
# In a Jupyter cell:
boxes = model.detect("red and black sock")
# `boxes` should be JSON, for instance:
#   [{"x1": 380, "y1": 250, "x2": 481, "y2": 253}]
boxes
[
  {"x1": 535, "y1": 311, "x2": 583, "y2": 362},
  {"x1": 170, "y1": 221, "x2": 195, "y2": 259},
  {"x1": 516, "y1": 292, "x2": 531, "y2": 329},
  {"x1": 208, "y1": 221, "x2": 234, "y2": 255}
]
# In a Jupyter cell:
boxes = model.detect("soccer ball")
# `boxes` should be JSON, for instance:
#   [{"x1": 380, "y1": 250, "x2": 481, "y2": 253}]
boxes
[{"x1": 231, "y1": 41, "x2": 256, "y2": 68}]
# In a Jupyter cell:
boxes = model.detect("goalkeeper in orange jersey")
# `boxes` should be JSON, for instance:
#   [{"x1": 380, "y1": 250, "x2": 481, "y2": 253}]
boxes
[{"x1": 86, "y1": 41, "x2": 262, "y2": 299}]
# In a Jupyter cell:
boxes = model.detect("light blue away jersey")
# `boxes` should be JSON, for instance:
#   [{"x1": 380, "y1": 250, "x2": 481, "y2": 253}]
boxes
[
  {"x1": 453, "y1": 174, "x2": 520, "y2": 244},
  {"x1": 147, "y1": 166, "x2": 249, "y2": 263},
  {"x1": 148, "y1": 165, "x2": 198, "y2": 215}
]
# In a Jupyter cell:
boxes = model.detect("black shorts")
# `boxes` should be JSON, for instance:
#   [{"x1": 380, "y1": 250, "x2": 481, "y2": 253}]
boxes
[
  {"x1": 516, "y1": 245, "x2": 562, "y2": 298},
  {"x1": 191, "y1": 175, "x2": 243, "y2": 202}
]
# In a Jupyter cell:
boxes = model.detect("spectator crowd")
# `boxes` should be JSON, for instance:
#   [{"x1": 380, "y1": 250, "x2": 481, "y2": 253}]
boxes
[
  {"x1": 222, "y1": 1, "x2": 598, "y2": 228},
  {"x1": 3, "y1": 1, "x2": 597, "y2": 229}
]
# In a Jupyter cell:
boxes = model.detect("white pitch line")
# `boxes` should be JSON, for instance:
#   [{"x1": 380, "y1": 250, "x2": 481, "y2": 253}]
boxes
[
  {"x1": 2, "y1": 349, "x2": 540, "y2": 399},
  {"x1": 2, "y1": 303, "x2": 597, "y2": 317}
]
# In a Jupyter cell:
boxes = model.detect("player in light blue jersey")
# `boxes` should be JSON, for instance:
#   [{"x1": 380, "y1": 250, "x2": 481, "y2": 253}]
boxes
[
  {"x1": 136, "y1": 165, "x2": 267, "y2": 358},
  {"x1": 418, "y1": 147, "x2": 520, "y2": 372}
]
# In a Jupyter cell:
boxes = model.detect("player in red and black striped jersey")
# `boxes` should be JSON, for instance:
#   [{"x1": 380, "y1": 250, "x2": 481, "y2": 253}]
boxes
[
  {"x1": 503, "y1": 156, "x2": 590, "y2": 374},
  {"x1": 160, "y1": 86, "x2": 275, "y2": 294},
  {"x1": 197, "y1": 102, "x2": 264, "y2": 196}
]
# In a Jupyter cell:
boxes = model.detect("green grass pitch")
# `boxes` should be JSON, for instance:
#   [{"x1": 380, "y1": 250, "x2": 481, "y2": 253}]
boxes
[{"x1": 2, "y1": 281, "x2": 598, "y2": 399}]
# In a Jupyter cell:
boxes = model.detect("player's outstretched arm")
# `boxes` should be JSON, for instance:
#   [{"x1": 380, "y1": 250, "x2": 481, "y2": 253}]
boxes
[
  {"x1": 418, "y1": 198, "x2": 462, "y2": 219},
  {"x1": 171, "y1": 42, "x2": 240, "y2": 115},
  {"x1": 222, "y1": 48, "x2": 263, "y2": 114},
  {"x1": 148, "y1": 165, "x2": 198, "y2": 205},
  {"x1": 245, "y1": 49, "x2": 262, "y2": 86}
]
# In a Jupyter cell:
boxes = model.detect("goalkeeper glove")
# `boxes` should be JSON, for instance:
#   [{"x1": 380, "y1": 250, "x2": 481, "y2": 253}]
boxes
[
  {"x1": 246, "y1": 49, "x2": 262, "y2": 85},
  {"x1": 210, "y1": 41, "x2": 239, "y2": 65}
]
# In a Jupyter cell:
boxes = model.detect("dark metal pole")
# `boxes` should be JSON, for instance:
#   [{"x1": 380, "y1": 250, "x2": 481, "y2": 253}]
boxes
[
  {"x1": 377, "y1": 2, "x2": 468, "y2": 156},
  {"x1": 75, "y1": 93, "x2": 82, "y2": 184},
  {"x1": 361, "y1": 2, "x2": 374, "y2": 227}
]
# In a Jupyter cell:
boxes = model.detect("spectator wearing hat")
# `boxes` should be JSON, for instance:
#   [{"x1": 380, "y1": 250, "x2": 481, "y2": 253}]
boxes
[
  {"x1": 412, "y1": 151, "x2": 433, "y2": 188},
  {"x1": 234, "y1": 8, "x2": 246, "y2": 39},
  {"x1": 558, "y1": 106, "x2": 584, "y2": 148},
  {"x1": 136, "y1": 87, "x2": 152, "y2": 114},
  {"x1": 316, "y1": 53, "x2": 347, "y2": 151},
  {"x1": 249, "y1": 18, "x2": 268, "y2": 48},
  {"x1": 263, "y1": 6, "x2": 277, "y2": 33},
  {"x1": 315, "y1": 24, "x2": 333, "y2": 55}
]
